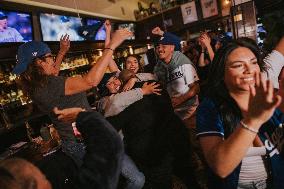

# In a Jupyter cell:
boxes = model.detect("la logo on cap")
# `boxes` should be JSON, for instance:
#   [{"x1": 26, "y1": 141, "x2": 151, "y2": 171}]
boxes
[
  {"x1": 160, "y1": 36, "x2": 164, "y2": 41},
  {"x1": 32, "y1": 52, "x2": 38, "y2": 57}
]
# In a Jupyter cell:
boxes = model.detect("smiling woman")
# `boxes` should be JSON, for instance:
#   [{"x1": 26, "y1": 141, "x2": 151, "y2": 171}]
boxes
[
  {"x1": 124, "y1": 54, "x2": 143, "y2": 74},
  {"x1": 196, "y1": 38, "x2": 284, "y2": 189},
  {"x1": 13, "y1": 29, "x2": 132, "y2": 166},
  {"x1": 106, "y1": 75, "x2": 122, "y2": 93},
  {"x1": 224, "y1": 47, "x2": 260, "y2": 93}
]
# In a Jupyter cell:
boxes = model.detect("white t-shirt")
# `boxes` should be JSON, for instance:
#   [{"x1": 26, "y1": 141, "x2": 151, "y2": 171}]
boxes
[{"x1": 265, "y1": 50, "x2": 284, "y2": 89}]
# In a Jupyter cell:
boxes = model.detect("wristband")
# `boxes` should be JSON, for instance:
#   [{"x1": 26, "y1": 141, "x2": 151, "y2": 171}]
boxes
[
  {"x1": 58, "y1": 51, "x2": 66, "y2": 56},
  {"x1": 104, "y1": 47, "x2": 114, "y2": 51},
  {"x1": 240, "y1": 120, "x2": 259, "y2": 134}
]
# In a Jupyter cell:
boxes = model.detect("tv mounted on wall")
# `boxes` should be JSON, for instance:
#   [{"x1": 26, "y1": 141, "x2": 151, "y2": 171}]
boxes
[
  {"x1": 85, "y1": 18, "x2": 106, "y2": 41},
  {"x1": 39, "y1": 13, "x2": 84, "y2": 41},
  {"x1": 117, "y1": 23, "x2": 135, "y2": 40},
  {"x1": 0, "y1": 9, "x2": 33, "y2": 43}
]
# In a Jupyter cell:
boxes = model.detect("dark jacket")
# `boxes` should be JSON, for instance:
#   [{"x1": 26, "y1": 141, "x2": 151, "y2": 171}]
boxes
[
  {"x1": 38, "y1": 111, "x2": 124, "y2": 189},
  {"x1": 107, "y1": 82, "x2": 192, "y2": 188}
]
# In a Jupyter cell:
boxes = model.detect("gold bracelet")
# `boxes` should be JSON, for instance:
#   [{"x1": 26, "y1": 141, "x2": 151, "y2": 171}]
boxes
[{"x1": 240, "y1": 120, "x2": 259, "y2": 134}]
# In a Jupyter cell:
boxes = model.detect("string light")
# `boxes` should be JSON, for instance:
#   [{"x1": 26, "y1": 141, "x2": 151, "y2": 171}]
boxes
[{"x1": 224, "y1": 0, "x2": 230, "y2": 5}]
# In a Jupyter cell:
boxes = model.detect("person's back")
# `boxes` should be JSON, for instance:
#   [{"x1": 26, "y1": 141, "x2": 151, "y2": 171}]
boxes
[
  {"x1": 0, "y1": 111, "x2": 124, "y2": 189},
  {"x1": 107, "y1": 82, "x2": 193, "y2": 188}
]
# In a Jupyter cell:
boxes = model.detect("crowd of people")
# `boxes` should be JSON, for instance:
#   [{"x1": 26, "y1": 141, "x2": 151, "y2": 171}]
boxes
[{"x1": 0, "y1": 18, "x2": 284, "y2": 189}]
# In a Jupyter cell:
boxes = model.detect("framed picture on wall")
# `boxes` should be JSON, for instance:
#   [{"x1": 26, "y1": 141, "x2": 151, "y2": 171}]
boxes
[
  {"x1": 181, "y1": 1, "x2": 198, "y2": 24},
  {"x1": 200, "y1": 0, "x2": 218, "y2": 18}
]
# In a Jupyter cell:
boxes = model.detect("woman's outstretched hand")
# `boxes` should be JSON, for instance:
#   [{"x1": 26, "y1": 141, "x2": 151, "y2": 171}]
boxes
[
  {"x1": 59, "y1": 34, "x2": 70, "y2": 55},
  {"x1": 245, "y1": 73, "x2": 282, "y2": 127},
  {"x1": 141, "y1": 82, "x2": 161, "y2": 95}
]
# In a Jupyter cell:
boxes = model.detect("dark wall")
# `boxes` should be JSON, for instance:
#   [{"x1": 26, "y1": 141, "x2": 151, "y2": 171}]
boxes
[{"x1": 136, "y1": 1, "x2": 224, "y2": 41}]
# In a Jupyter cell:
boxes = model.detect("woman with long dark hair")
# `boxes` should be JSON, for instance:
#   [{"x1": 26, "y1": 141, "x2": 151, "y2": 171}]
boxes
[{"x1": 197, "y1": 38, "x2": 284, "y2": 189}]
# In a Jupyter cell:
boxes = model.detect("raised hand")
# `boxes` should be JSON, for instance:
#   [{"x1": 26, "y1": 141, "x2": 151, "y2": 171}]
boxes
[
  {"x1": 199, "y1": 33, "x2": 211, "y2": 49},
  {"x1": 198, "y1": 37, "x2": 206, "y2": 51},
  {"x1": 141, "y1": 82, "x2": 161, "y2": 95},
  {"x1": 246, "y1": 73, "x2": 282, "y2": 126},
  {"x1": 104, "y1": 20, "x2": 111, "y2": 48},
  {"x1": 108, "y1": 29, "x2": 133, "y2": 50},
  {"x1": 152, "y1": 26, "x2": 164, "y2": 36},
  {"x1": 59, "y1": 34, "x2": 70, "y2": 55},
  {"x1": 104, "y1": 19, "x2": 111, "y2": 32}
]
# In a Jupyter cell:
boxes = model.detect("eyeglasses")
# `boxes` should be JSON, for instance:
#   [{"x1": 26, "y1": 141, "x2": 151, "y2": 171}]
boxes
[
  {"x1": 37, "y1": 54, "x2": 56, "y2": 61},
  {"x1": 42, "y1": 54, "x2": 56, "y2": 61}
]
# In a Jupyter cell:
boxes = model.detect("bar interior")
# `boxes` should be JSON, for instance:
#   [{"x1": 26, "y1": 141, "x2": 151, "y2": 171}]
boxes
[{"x1": 0, "y1": 0, "x2": 284, "y2": 189}]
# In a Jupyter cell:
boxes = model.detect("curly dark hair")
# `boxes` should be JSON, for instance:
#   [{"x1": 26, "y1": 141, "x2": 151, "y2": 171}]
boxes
[{"x1": 204, "y1": 37, "x2": 267, "y2": 137}]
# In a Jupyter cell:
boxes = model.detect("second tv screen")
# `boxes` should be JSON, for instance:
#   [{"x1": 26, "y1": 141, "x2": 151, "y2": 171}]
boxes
[
  {"x1": 86, "y1": 19, "x2": 106, "y2": 41},
  {"x1": 40, "y1": 13, "x2": 84, "y2": 41},
  {"x1": 118, "y1": 23, "x2": 135, "y2": 40}
]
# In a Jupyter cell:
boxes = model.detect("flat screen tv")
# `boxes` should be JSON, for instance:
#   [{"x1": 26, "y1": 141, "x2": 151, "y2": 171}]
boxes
[
  {"x1": 0, "y1": 10, "x2": 33, "y2": 43},
  {"x1": 39, "y1": 13, "x2": 84, "y2": 41},
  {"x1": 118, "y1": 23, "x2": 135, "y2": 40},
  {"x1": 86, "y1": 19, "x2": 106, "y2": 41},
  {"x1": 256, "y1": 17, "x2": 267, "y2": 49}
]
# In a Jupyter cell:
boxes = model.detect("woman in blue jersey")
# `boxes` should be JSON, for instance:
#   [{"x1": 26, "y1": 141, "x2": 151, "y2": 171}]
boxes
[{"x1": 196, "y1": 38, "x2": 284, "y2": 189}]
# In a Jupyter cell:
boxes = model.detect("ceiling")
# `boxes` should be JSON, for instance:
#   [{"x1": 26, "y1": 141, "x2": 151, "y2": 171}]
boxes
[{"x1": 3, "y1": 0, "x2": 159, "y2": 21}]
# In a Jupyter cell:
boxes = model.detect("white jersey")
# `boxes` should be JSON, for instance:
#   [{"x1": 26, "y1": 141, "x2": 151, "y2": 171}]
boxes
[
  {"x1": 166, "y1": 64, "x2": 199, "y2": 97},
  {"x1": 0, "y1": 27, "x2": 23, "y2": 43},
  {"x1": 167, "y1": 64, "x2": 199, "y2": 120},
  {"x1": 154, "y1": 51, "x2": 199, "y2": 120},
  {"x1": 265, "y1": 50, "x2": 284, "y2": 89}
]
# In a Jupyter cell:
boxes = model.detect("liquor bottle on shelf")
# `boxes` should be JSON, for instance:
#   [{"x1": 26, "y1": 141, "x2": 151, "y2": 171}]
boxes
[
  {"x1": 49, "y1": 124, "x2": 61, "y2": 144},
  {"x1": 18, "y1": 89, "x2": 31, "y2": 105},
  {"x1": 40, "y1": 124, "x2": 51, "y2": 141},
  {"x1": 0, "y1": 105, "x2": 11, "y2": 130},
  {"x1": 25, "y1": 121, "x2": 36, "y2": 142},
  {"x1": 0, "y1": 68, "x2": 5, "y2": 84},
  {"x1": 8, "y1": 73, "x2": 16, "y2": 82},
  {"x1": 10, "y1": 90, "x2": 17, "y2": 102}
]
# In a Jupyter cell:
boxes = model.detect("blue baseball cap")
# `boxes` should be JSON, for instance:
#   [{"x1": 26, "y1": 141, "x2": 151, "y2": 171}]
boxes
[
  {"x1": 156, "y1": 32, "x2": 181, "y2": 51},
  {"x1": 0, "y1": 12, "x2": 7, "y2": 20},
  {"x1": 13, "y1": 41, "x2": 51, "y2": 75}
]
